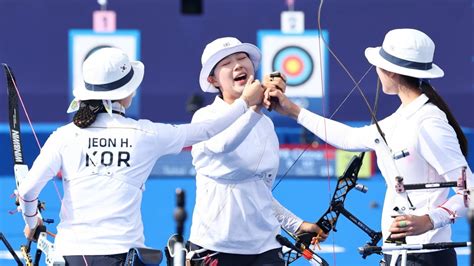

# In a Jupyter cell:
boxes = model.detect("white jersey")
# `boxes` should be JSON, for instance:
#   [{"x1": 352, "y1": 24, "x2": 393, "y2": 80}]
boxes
[
  {"x1": 297, "y1": 94, "x2": 472, "y2": 249},
  {"x1": 18, "y1": 99, "x2": 248, "y2": 256},
  {"x1": 190, "y1": 96, "x2": 302, "y2": 255}
]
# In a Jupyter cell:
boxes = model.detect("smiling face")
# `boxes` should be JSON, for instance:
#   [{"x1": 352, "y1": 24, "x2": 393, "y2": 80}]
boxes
[{"x1": 207, "y1": 52, "x2": 255, "y2": 103}]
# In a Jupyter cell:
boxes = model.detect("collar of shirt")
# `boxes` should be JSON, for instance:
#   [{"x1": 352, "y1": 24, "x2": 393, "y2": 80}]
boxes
[
  {"x1": 111, "y1": 101, "x2": 126, "y2": 114},
  {"x1": 213, "y1": 96, "x2": 235, "y2": 109},
  {"x1": 395, "y1": 93, "x2": 429, "y2": 119}
]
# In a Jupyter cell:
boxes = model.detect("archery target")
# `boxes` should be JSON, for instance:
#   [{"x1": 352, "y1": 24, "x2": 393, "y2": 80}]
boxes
[
  {"x1": 69, "y1": 30, "x2": 141, "y2": 118},
  {"x1": 272, "y1": 46, "x2": 313, "y2": 86},
  {"x1": 258, "y1": 30, "x2": 328, "y2": 98}
]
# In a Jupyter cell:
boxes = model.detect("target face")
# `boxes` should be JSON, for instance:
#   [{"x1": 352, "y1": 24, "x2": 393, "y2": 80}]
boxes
[
  {"x1": 272, "y1": 46, "x2": 314, "y2": 86},
  {"x1": 258, "y1": 30, "x2": 328, "y2": 99}
]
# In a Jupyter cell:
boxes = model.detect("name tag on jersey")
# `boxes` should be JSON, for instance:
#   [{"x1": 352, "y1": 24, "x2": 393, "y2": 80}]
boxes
[{"x1": 86, "y1": 137, "x2": 131, "y2": 167}]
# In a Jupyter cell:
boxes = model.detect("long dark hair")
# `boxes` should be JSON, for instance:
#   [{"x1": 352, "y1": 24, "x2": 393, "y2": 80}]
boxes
[
  {"x1": 73, "y1": 100, "x2": 105, "y2": 128},
  {"x1": 403, "y1": 75, "x2": 468, "y2": 157}
]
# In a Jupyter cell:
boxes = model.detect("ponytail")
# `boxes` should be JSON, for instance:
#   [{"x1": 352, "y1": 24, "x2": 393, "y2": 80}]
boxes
[
  {"x1": 73, "y1": 100, "x2": 104, "y2": 128},
  {"x1": 403, "y1": 76, "x2": 468, "y2": 157}
]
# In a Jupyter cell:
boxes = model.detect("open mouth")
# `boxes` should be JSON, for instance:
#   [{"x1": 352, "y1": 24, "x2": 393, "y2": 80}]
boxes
[{"x1": 234, "y1": 73, "x2": 247, "y2": 82}]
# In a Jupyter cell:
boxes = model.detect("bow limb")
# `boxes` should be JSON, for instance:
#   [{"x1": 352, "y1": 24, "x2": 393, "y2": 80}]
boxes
[
  {"x1": 3, "y1": 63, "x2": 65, "y2": 266},
  {"x1": 3, "y1": 64, "x2": 48, "y2": 213},
  {"x1": 4, "y1": 64, "x2": 31, "y2": 192},
  {"x1": 4, "y1": 63, "x2": 37, "y2": 266},
  {"x1": 4, "y1": 64, "x2": 42, "y2": 151}
]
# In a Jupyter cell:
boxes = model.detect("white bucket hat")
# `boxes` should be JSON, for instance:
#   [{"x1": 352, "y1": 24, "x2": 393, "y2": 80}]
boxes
[
  {"x1": 199, "y1": 37, "x2": 261, "y2": 93},
  {"x1": 73, "y1": 47, "x2": 144, "y2": 101},
  {"x1": 364, "y1": 28, "x2": 444, "y2": 79}
]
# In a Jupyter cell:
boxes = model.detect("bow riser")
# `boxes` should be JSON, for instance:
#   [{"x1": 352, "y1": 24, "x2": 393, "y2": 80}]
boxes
[
  {"x1": 317, "y1": 154, "x2": 362, "y2": 233},
  {"x1": 37, "y1": 232, "x2": 65, "y2": 266}
]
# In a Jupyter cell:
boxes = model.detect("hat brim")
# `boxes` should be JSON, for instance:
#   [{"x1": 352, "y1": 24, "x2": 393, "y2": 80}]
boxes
[
  {"x1": 199, "y1": 43, "x2": 261, "y2": 93},
  {"x1": 73, "y1": 61, "x2": 144, "y2": 101},
  {"x1": 364, "y1": 47, "x2": 444, "y2": 79}
]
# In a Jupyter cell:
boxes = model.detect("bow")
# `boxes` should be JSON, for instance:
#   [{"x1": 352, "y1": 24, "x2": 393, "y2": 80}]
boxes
[
  {"x1": 272, "y1": 0, "x2": 405, "y2": 263},
  {"x1": 3, "y1": 63, "x2": 65, "y2": 266}
]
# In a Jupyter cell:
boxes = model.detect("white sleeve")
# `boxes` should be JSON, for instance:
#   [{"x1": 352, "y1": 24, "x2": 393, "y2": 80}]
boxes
[
  {"x1": 272, "y1": 198, "x2": 303, "y2": 234},
  {"x1": 179, "y1": 98, "x2": 248, "y2": 147},
  {"x1": 428, "y1": 166, "x2": 473, "y2": 229},
  {"x1": 18, "y1": 132, "x2": 61, "y2": 228},
  {"x1": 151, "y1": 123, "x2": 188, "y2": 155},
  {"x1": 418, "y1": 117, "x2": 472, "y2": 228},
  {"x1": 193, "y1": 109, "x2": 262, "y2": 154},
  {"x1": 297, "y1": 108, "x2": 372, "y2": 151}
]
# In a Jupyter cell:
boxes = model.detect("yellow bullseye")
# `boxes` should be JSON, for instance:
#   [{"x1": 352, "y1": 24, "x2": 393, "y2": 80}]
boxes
[{"x1": 283, "y1": 56, "x2": 303, "y2": 76}]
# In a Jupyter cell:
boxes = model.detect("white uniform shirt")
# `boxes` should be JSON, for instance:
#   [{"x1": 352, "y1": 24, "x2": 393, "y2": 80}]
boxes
[
  {"x1": 297, "y1": 94, "x2": 472, "y2": 248},
  {"x1": 18, "y1": 100, "x2": 248, "y2": 256},
  {"x1": 190, "y1": 96, "x2": 303, "y2": 254}
]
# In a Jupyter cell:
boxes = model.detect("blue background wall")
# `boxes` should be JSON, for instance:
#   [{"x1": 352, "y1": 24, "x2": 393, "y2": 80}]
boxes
[{"x1": 0, "y1": 0, "x2": 472, "y2": 127}]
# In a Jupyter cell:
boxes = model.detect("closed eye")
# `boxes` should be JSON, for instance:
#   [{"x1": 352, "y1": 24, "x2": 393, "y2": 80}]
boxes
[{"x1": 219, "y1": 60, "x2": 231, "y2": 66}]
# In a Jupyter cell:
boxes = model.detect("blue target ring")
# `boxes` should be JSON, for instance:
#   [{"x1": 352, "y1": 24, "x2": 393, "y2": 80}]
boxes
[{"x1": 272, "y1": 46, "x2": 313, "y2": 86}]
